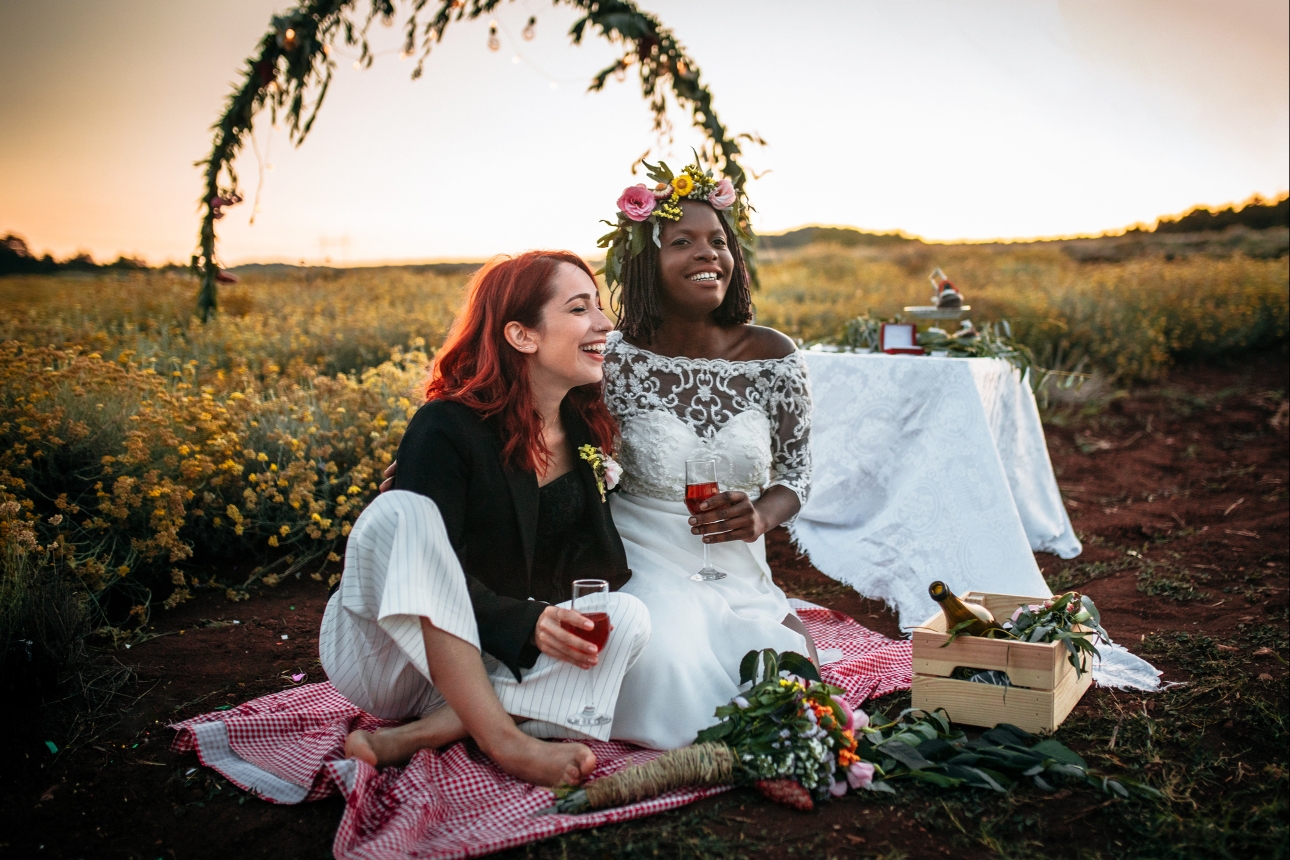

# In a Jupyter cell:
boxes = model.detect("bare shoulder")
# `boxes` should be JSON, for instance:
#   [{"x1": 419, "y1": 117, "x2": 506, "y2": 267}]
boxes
[{"x1": 730, "y1": 325, "x2": 797, "y2": 361}]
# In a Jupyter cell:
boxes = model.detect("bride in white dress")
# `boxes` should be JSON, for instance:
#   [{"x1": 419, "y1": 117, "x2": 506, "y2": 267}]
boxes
[{"x1": 598, "y1": 163, "x2": 816, "y2": 749}]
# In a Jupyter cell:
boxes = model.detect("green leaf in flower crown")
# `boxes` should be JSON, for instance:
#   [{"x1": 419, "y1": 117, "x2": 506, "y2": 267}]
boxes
[
  {"x1": 777, "y1": 651, "x2": 821, "y2": 683},
  {"x1": 642, "y1": 160, "x2": 674, "y2": 185},
  {"x1": 628, "y1": 223, "x2": 647, "y2": 257}
]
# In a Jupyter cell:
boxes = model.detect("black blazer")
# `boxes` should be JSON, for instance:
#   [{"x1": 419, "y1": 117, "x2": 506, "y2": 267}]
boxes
[{"x1": 393, "y1": 398, "x2": 631, "y2": 680}]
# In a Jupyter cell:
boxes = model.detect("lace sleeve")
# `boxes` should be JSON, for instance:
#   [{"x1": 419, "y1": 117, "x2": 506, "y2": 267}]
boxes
[{"x1": 765, "y1": 351, "x2": 813, "y2": 510}]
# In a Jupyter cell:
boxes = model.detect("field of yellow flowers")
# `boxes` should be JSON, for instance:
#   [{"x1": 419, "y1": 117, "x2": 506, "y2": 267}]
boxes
[{"x1": 0, "y1": 242, "x2": 1286, "y2": 663}]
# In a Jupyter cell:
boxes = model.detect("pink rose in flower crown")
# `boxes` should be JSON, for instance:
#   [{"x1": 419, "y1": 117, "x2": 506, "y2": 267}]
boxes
[
  {"x1": 617, "y1": 184, "x2": 656, "y2": 221},
  {"x1": 707, "y1": 178, "x2": 736, "y2": 210},
  {"x1": 847, "y1": 761, "x2": 875, "y2": 790}
]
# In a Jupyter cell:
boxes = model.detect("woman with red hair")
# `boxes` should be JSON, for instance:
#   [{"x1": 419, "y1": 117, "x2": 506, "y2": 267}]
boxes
[{"x1": 319, "y1": 251, "x2": 650, "y2": 787}]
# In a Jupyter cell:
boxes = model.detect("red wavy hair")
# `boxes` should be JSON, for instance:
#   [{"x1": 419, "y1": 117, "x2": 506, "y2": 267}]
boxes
[{"x1": 425, "y1": 251, "x2": 618, "y2": 474}]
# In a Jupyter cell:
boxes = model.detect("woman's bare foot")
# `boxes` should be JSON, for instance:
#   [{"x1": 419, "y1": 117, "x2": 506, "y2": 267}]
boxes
[
  {"x1": 344, "y1": 730, "x2": 379, "y2": 766},
  {"x1": 345, "y1": 705, "x2": 469, "y2": 768},
  {"x1": 483, "y1": 732, "x2": 597, "y2": 787}
]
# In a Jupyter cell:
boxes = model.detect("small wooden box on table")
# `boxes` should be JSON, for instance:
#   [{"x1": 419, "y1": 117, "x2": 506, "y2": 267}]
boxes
[{"x1": 911, "y1": 591, "x2": 1093, "y2": 734}]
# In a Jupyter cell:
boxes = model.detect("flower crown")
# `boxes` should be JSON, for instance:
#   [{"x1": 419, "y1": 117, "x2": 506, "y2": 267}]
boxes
[{"x1": 596, "y1": 159, "x2": 755, "y2": 292}]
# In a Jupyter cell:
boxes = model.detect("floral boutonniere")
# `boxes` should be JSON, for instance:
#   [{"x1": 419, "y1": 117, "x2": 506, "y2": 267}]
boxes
[{"x1": 578, "y1": 445, "x2": 622, "y2": 503}]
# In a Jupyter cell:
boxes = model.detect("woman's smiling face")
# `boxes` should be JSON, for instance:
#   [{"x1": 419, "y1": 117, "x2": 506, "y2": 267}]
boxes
[
  {"x1": 656, "y1": 201, "x2": 735, "y2": 318},
  {"x1": 511, "y1": 261, "x2": 611, "y2": 390}
]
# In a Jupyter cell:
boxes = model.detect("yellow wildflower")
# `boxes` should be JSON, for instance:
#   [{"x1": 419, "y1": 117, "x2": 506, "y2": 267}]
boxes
[{"x1": 672, "y1": 174, "x2": 695, "y2": 196}]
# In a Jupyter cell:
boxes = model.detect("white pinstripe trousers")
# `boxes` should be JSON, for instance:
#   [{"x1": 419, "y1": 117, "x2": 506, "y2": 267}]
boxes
[{"x1": 318, "y1": 491, "x2": 651, "y2": 741}]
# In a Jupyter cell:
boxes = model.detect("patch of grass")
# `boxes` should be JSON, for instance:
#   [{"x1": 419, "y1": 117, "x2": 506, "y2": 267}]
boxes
[
  {"x1": 1045, "y1": 558, "x2": 1134, "y2": 592},
  {"x1": 1136, "y1": 560, "x2": 1211, "y2": 602}
]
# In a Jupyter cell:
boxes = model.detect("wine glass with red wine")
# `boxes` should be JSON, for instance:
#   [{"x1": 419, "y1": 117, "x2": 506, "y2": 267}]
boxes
[
  {"x1": 685, "y1": 455, "x2": 726, "y2": 582},
  {"x1": 564, "y1": 579, "x2": 612, "y2": 727}
]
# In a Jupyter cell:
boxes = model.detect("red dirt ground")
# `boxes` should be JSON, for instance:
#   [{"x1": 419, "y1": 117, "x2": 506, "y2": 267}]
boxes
[{"x1": 4, "y1": 357, "x2": 1286, "y2": 859}]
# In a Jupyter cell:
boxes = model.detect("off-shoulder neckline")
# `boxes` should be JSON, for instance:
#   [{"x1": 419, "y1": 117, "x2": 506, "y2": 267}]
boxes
[{"x1": 606, "y1": 331, "x2": 802, "y2": 368}]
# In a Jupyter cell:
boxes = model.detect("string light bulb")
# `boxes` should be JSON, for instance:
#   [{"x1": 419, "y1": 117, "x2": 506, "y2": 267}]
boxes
[
  {"x1": 487, "y1": 21, "x2": 500, "y2": 51},
  {"x1": 614, "y1": 62, "x2": 627, "y2": 82},
  {"x1": 283, "y1": 28, "x2": 297, "y2": 50},
  {"x1": 522, "y1": 16, "x2": 537, "y2": 41}
]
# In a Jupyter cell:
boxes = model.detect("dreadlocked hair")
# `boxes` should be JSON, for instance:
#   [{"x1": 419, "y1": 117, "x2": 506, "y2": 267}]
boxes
[{"x1": 614, "y1": 201, "x2": 754, "y2": 343}]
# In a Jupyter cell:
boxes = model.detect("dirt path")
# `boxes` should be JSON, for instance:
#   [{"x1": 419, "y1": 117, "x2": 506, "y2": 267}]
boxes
[{"x1": 4, "y1": 357, "x2": 1285, "y2": 859}]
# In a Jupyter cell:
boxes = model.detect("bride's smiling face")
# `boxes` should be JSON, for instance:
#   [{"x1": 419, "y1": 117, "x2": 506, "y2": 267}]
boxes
[
  {"x1": 505, "y1": 262, "x2": 611, "y2": 390},
  {"x1": 656, "y1": 201, "x2": 735, "y2": 318}
]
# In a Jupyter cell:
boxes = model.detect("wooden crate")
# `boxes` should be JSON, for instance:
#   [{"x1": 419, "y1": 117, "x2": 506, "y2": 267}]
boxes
[{"x1": 910, "y1": 591, "x2": 1093, "y2": 734}]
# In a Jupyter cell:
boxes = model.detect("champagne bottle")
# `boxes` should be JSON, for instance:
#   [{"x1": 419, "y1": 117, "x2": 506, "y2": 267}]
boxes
[{"x1": 929, "y1": 581, "x2": 1003, "y2": 637}]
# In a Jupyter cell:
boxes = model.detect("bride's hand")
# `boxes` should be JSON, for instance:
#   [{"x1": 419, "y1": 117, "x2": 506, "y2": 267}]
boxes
[
  {"x1": 533, "y1": 606, "x2": 607, "y2": 670},
  {"x1": 689, "y1": 491, "x2": 766, "y2": 543}
]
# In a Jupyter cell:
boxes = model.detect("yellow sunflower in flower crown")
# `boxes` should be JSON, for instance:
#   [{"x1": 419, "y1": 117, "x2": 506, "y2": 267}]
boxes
[{"x1": 671, "y1": 174, "x2": 695, "y2": 196}]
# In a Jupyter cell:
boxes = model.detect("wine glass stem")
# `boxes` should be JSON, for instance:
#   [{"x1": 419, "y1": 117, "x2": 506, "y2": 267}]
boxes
[{"x1": 702, "y1": 538, "x2": 709, "y2": 570}]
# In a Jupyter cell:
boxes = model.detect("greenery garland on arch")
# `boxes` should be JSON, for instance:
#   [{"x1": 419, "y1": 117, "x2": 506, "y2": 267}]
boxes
[{"x1": 195, "y1": 0, "x2": 755, "y2": 321}]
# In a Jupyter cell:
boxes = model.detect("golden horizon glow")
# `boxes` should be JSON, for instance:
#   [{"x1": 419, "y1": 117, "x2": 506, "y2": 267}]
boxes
[{"x1": 1, "y1": 0, "x2": 1286, "y2": 266}]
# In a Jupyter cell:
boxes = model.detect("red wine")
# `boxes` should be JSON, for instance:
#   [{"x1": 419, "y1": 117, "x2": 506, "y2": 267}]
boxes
[
  {"x1": 685, "y1": 481, "x2": 720, "y2": 515},
  {"x1": 562, "y1": 611, "x2": 610, "y2": 651}
]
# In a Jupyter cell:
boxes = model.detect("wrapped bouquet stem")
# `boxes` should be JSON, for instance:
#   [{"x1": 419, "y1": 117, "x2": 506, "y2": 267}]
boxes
[{"x1": 552, "y1": 742, "x2": 737, "y2": 813}]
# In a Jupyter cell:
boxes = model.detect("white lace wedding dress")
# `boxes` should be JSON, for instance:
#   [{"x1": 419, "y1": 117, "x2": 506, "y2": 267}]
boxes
[{"x1": 603, "y1": 331, "x2": 814, "y2": 749}]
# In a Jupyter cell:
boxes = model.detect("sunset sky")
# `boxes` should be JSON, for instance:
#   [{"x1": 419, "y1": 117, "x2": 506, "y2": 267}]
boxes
[{"x1": 1, "y1": 0, "x2": 1286, "y2": 265}]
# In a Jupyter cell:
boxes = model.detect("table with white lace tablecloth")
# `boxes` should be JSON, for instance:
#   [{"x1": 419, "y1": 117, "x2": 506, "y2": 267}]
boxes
[{"x1": 789, "y1": 351, "x2": 1081, "y2": 631}]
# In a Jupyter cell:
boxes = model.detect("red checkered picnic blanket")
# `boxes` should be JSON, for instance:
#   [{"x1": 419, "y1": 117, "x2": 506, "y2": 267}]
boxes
[{"x1": 171, "y1": 606, "x2": 910, "y2": 860}]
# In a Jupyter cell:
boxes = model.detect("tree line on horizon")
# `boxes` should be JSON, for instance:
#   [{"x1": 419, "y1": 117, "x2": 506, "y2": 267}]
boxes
[
  {"x1": 759, "y1": 193, "x2": 1289, "y2": 251},
  {"x1": 0, "y1": 235, "x2": 159, "y2": 277},
  {"x1": 3, "y1": 193, "x2": 1287, "y2": 275}
]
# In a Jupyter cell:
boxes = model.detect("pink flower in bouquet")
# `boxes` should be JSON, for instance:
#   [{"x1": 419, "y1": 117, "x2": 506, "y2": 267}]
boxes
[
  {"x1": 846, "y1": 761, "x2": 875, "y2": 790},
  {"x1": 617, "y1": 184, "x2": 656, "y2": 221},
  {"x1": 829, "y1": 779, "x2": 849, "y2": 798},
  {"x1": 1011, "y1": 603, "x2": 1046, "y2": 624},
  {"x1": 852, "y1": 707, "x2": 870, "y2": 732},
  {"x1": 707, "y1": 178, "x2": 736, "y2": 210}
]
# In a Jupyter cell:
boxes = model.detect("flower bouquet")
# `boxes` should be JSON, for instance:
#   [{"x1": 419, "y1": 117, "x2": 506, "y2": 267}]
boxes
[
  {"x1": 545, "y1": 648, "x2": 866, "y2": 813},
  {"x1": 539, "y1": 645, "x2": 1157, "y2": 815}
]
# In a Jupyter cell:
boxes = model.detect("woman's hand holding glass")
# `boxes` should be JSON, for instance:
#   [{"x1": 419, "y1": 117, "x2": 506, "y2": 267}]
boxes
[
  {"x1": 687, "y1": 490, "x2": 768, "y2": 543},
  {"x1": 533, "y1": 605, "x2": 608, "y2": 670}
]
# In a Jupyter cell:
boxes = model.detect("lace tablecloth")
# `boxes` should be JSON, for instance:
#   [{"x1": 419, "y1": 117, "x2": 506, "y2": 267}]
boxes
[{"x1": 789, "y1": 352, "x2": 1081, "y2": 630}]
